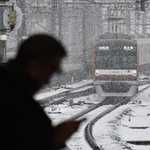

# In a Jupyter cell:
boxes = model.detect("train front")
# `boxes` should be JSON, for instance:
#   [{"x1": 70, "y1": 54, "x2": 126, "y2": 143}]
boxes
[{"x1": 93, "y1": 39, "x2": 139, "y2": 97}]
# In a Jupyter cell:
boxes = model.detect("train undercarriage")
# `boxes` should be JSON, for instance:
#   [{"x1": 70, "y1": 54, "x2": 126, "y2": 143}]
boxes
[{"x1": 94, "y1": 80, "x2": 138, "y2": 97}]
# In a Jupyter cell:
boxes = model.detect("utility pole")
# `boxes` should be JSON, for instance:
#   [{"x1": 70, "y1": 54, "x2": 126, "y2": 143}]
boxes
[
  {"x1": 141, "y1": 0, "x2": 146, "y2": 11},
  {"x1": 142, "y1": 12, "x2": 147, "y2": 34},
  {"x1": 51, "y1": 0, "x2": 56, "y2": 36},
  {"x1": 0, "y1": 1, "x2": 6, "y2": 61},
  {"x1": 17, "y1": 0, "x2": 27, "y2": 39},
  {"x1": 82, "y1": 6, "x2": 88, "y2": 79},
  {"x1": 57, "y1": 0, "x2": 62, "y2": 41}
]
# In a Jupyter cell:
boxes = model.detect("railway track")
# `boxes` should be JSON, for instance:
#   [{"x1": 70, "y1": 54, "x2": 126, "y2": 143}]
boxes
[
  {"x1": 37, "y1": 79, "x2": 150, "y2": 150},
  {"x1": 64, "y1": 82, "x2": 150, "y2": 122},
  {"x1": 37, "y1": 79, "x2": 150, "y2": 108},
  {"x1": 85, "y1": 84, "x2": 150, "y2": 150},
  {"x1": 36, "y1": 80, "x2": 95, "y2": 107}
]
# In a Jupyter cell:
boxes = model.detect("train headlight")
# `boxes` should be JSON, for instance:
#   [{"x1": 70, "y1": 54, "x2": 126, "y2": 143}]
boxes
[
  {"x1": 133, "y1": 70, "x2": 137, "y2": 76},
  {"x1": 95, "y1": 70, "x2": 99, "y2": 76}
]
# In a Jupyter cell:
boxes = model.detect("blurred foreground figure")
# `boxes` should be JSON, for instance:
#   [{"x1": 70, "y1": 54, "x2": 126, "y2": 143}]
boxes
[
  {"x1": 0, "y1": 34, "x2": 80, "y2": 150},
  {"x1": 0, "y1": 53, "x2": 2, "y2": 64}
]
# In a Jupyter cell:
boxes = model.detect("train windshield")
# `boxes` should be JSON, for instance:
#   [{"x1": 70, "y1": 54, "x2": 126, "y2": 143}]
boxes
[
  {"x1": 95, "y1": 45, "x2": 137, "y2": 69},
  {"x1": 122, "y1": 55, "x2": 137, "y2": 69},
  {"x1": 95, "y1": 52, "x2": 111, "y2": 69}
]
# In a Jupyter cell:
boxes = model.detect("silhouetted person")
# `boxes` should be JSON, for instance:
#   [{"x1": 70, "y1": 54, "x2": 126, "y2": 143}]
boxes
[
  {"x1": 0, "y1": 53, "x2": 2, "y2": 64},
  {"x1": 0, "y1": 34, "x2": 81, "y2": 150}
]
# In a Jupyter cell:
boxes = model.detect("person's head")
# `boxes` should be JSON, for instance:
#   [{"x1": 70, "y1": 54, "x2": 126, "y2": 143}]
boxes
[{"x1": 15, "y1": 34, "x2": 66, "y2": 89}]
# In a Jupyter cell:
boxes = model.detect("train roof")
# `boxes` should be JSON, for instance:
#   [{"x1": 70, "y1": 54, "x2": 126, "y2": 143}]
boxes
[
  {"x1": 135, "y1": 38, "x2": 150, "y2": 44},
  {"x1": 96, "y1": 39, "x2": 137, "y2": 46},
  {"x1": 99, "y1": 33, "x2": 133, "y2": 40}
]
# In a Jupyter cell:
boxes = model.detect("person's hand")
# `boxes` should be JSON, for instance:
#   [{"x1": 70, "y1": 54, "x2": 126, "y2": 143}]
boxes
[{"x1": 52, "y1": 121, "x2": 81, "y2": 147}]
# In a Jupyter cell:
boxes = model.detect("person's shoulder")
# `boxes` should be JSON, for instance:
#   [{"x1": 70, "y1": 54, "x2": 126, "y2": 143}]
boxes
[
  {"x1": 0, "y1": 65, "x2": 10, "y2": 83},
  {"x1": 0, "y1": 63, "x2": 21, "y2": 96}
]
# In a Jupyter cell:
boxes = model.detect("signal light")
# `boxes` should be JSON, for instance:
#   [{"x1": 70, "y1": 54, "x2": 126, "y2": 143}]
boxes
[
  {"x1": 9, "y1": 10, "x2": 16, "y2": 30},
  {"x1": 9, "y1": 11, "x2": 16, "y2": 25}
]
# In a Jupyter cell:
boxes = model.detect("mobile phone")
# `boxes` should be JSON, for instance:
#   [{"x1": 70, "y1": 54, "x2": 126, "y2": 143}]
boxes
[{"x1": 77, "y1": 118, "x2": 87, "y2": 123}]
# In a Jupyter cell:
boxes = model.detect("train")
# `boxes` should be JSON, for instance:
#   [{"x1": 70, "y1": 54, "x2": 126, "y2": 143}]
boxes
[{"x1": 93, "y1": 33, "x2": 141, "y2": 97}]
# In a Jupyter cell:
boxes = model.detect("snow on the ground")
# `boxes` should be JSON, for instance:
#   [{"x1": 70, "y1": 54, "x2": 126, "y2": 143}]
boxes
[
  {"x1": 66, "y1": 80, "x2": 93, "y2": 89},
  {"x1": 44, "y1": 93, "x2": 103, "y2": 125},
  {"x1": 138, "y1": 84, "x2": 150, "y2": 91},
  {"x1": 70, "y1": 86, "x2": 93, "y2": 93},
  {"x1": 139, "y1": 74, "x2": 150, "y2": 80},
  {"x1": 37, "y1": 79, "x2": 150, "y2": 150},
  {"x1": 35, "y1": 88, "x2": 70, "y2": 100},
  {"x1": 92, "y1": 105, "x2": 128, "y2": 150},
  {"x1": 35, "y1": 79, "x2": 93, "y2": 100},
  {"x1": 92, "y1": 85, "x2": 150, "y2": 150},
  {"x1": 66, "y1": 105, "x2": 111, "y2": 150},
  {"x1": 43, "y1": 93, "x2": 105, "y2": 150}
]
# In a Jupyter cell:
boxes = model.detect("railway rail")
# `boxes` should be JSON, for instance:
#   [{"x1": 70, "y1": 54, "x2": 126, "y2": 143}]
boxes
[{"x1": 85, "y1": 84, "x2": 150, "y2": 150}]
